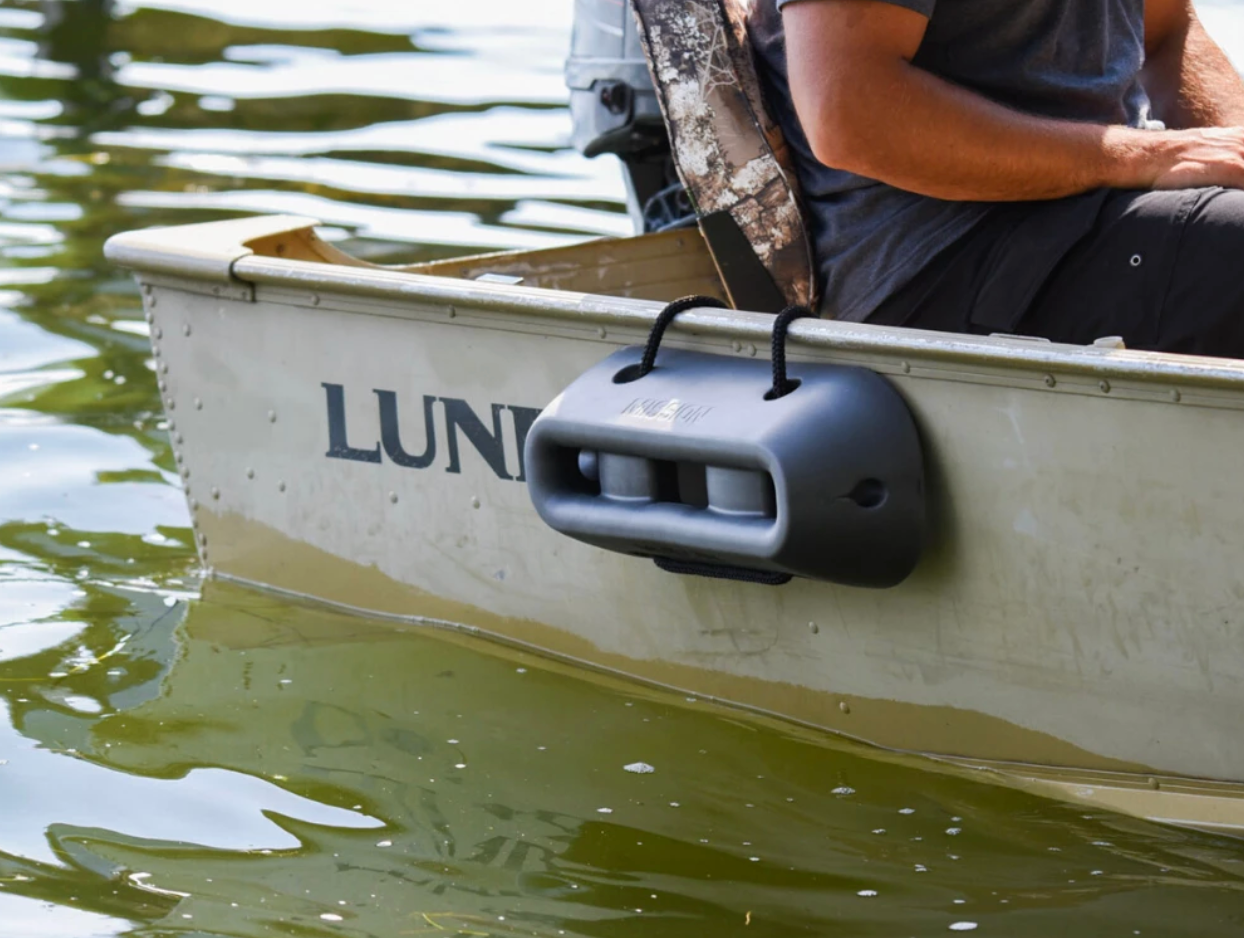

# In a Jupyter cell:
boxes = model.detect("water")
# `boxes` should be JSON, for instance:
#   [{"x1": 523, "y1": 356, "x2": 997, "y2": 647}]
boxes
[{"x1": 1, "y1": 0, "x2": 1244, "y2": 934}]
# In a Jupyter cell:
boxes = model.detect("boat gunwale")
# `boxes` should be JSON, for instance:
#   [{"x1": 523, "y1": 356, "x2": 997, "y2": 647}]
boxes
[
  {"x1": 103, "y1": 212, "x2": 1244, "y2": 393},
  {"x1": 229, "y1": 253, "x2": 1244, "y2": 395}
]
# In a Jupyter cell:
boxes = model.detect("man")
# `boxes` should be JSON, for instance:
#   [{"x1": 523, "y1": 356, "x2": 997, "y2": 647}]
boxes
[{"x1": 749, "y1": 0, "x2": 1244, "y2": 356}]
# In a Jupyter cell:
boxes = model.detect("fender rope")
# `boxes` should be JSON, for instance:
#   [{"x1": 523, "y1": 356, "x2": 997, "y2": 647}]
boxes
[
  {"x1": 767, "y1": 304, "x2": 815, "y2": 400},
  {"x1": 638, "y1": 294, "x2": 730, "y2": 378}
]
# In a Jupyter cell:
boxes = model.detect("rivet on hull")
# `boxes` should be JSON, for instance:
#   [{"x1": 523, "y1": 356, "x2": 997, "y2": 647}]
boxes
[
  {"x1": 389, "y1": 492, "x2": 399, "y2": 504},
  {"x1": 808, "y1": 621, "x2": 819, "y2": 634},
  {"x1": 210, "y1": 487, "x2": 220, "y2": 500},
  {"x1": 194, "y1": 397, "x2": 202, "y2": 410},
  {"x1": 838, "y1": 701, "x2": 851, "y2": 714},
  {"x1": 1099, "y1": 380, "x2": 1111, "y2": 394},
  {"x1": 267, "y1": 410, "x2": 277, "y2": 423},
  {"x1": 246, "y1": 468, "x2": 255, "y2": 480},
  {"x1": 1044, "y1": 374, "x2": 1056, "y2": 388},
  {"x1": 1170, "y1": 389, "x2": 1182, "y2": 403}
]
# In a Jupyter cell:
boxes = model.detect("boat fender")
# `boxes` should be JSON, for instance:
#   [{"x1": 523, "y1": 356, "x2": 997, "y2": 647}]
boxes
[{"x1": 524, "y1": 299, "x2": 927, "y2": 588}]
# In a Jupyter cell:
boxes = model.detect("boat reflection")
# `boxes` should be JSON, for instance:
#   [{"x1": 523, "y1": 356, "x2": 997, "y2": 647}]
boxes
[{"x1": 1, "y1": 581, "x2": 1244, "y2": 935}]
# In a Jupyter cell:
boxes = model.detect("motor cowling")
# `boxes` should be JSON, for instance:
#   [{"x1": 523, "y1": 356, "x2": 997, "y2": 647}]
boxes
[
  {"x1": 566, "y1": 0, "x2": 664, "y2": 159},
  {"x1": 524, "y1": 347, "x2": 926, "y2": 588}
]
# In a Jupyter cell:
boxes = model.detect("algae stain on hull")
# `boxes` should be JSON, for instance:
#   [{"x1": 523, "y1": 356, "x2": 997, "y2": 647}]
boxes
[{"x1": 201, "y1": 509, "x2": 1149, "y2": 780}]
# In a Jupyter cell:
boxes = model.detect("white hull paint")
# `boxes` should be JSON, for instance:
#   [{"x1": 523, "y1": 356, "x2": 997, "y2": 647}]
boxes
[{"x1": 107, "y1": 215, "x2": 1244, "y2": 831}]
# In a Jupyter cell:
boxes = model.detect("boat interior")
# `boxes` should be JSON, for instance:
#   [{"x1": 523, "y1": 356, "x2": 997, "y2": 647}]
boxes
[{"x1": 243, "y1": 224, "x2": 730, "y2": 305}]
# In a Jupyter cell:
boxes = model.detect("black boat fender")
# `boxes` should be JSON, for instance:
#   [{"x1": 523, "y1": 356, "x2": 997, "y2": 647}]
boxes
[{"x1": 524, "y1": 299, "x2": 926, "y2": 588}]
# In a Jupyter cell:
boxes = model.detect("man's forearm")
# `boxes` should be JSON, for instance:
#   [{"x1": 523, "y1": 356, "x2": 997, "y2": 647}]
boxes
[
  {"x1": 792, "y1": 56, "x2": 1180, "y2": 202},
  {"x1": 1142, "y1": 17, "x2": 1244, "y2": 128},
  {"x1": 784, "y1": 0, "x2": 1244, "y2": 203}
]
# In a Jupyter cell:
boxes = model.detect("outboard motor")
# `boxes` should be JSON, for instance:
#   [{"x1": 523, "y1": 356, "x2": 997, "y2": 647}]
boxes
[{"x1": 566, "y1": 0, "x2": 692, "y2": 233}]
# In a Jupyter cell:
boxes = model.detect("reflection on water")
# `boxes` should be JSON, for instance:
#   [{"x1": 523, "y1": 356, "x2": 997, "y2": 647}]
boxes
[
  {"x1": 0, "y1": 0, "x2": 1242, "y2": 934},
  {"x1": 7, "y1": 584, "x2": 1244, "y2": 937}
]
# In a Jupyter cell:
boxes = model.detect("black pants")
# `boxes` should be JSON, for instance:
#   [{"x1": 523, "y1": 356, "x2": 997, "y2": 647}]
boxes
[{"x1": 868, "y1": 187, "x2": 1244, "y2": 359}]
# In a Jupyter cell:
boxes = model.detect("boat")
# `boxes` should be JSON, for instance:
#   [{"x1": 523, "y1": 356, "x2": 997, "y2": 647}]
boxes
[
  {"x1": 102, "y1": 0, "x2": 1244, "y2": 833},
  {"x1": 103, "y1": 207, "x2": 1244, "y2": 833}
]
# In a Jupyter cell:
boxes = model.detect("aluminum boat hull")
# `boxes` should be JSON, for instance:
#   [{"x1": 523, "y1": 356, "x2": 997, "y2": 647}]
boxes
[{"x1": 106, "y1": 214, "x2": 1244, "y2": 831}]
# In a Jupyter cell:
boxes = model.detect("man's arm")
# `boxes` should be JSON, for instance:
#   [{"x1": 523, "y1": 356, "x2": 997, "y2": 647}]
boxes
[
  {"x1": 1143, "y1": 0, "x2": 1244, "y2": 128},
  {"x1": 783, "y1": 0, "x2": 1244, "y2": 201}
]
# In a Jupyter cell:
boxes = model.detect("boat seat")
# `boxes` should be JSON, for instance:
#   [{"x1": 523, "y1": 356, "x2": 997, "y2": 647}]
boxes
[{"x1": 631, "y1": 0, "x2": 817, "y2": 313}]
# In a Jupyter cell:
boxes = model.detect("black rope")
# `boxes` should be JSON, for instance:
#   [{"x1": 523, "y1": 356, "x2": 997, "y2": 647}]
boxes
[
  {"x1": 767, "y1": 304, "x2": 815, "y2": 400},
  {"x1": 654, "y1": 556, "x2": 792, "y2": 586},
  {"x1": 638, "y1": 294, "x2": 730, "y2": 378}
]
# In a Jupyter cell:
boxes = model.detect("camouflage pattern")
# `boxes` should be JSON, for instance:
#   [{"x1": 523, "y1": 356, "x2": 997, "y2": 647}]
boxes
[{"x1": 632, "y1": 0, "x2": 816, "y2": 310}]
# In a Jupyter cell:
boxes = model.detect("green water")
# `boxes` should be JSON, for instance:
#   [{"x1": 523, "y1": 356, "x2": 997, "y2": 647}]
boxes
[{"x1": 3, "y1": 1, "x2": 1244, "y2": 934}]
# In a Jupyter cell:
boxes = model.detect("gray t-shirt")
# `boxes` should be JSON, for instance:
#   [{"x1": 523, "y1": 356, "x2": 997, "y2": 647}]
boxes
[{"x1": 753, "y1": 0, "x2": 1153, "y2": 321}]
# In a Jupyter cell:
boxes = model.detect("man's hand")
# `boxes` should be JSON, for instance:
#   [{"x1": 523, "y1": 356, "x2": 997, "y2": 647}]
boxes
[
  {"x1": 1147, "y1": 128, "x2": 1244, "y2": 190},
  {"x1": 782, "y1": 0, "x2": 1244, "y2": 201}
]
